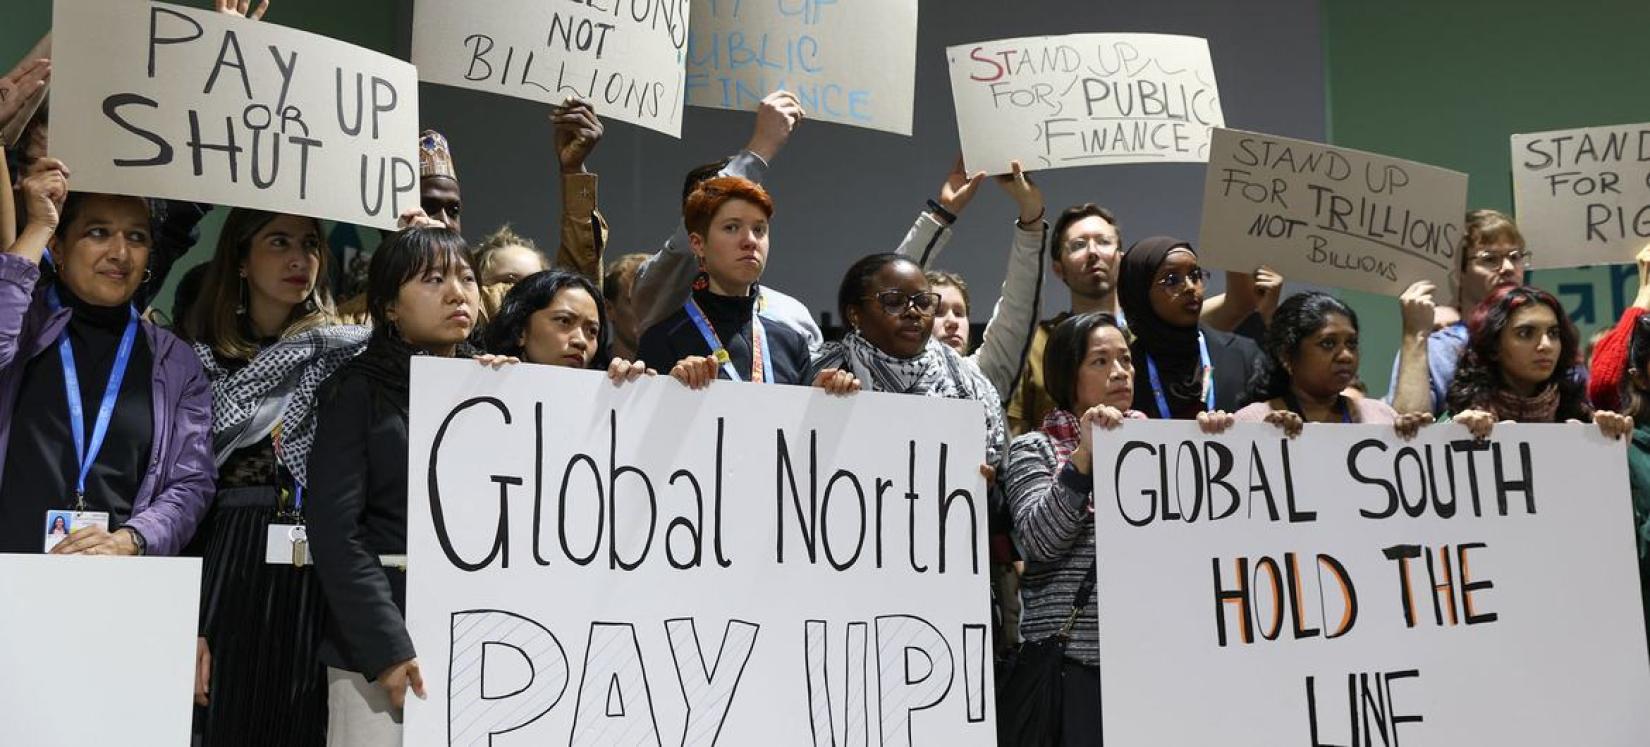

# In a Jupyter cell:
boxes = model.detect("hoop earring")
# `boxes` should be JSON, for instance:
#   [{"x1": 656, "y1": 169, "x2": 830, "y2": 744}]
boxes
[{"x1": 142, "y1": 268, "x2": 153, "y2": 285}]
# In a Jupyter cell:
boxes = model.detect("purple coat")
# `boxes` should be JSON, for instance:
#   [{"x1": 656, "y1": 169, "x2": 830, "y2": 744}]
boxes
[{"x1": 0, "y1": 253, "x2": 215, "y2": 555}]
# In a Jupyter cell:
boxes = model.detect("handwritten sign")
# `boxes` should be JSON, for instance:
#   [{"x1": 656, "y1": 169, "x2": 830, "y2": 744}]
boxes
[
  {"x1": 50, "y1": 0, "x2": 419, "y2": 230},
  {"x1": 686, "y1": 0, "x2": 918, "y2": 136},
  {"x1": 403, "y1": 359, "x2": 997, "y2": 746},
  {"x1": 1512, "y1": 123, "x2": 1650, "y2": 268},
  {"x1": 0, "y1": 556, "x2": 201, "y2": 747},
  {"x1": 1199, "y1": 128, "x2": 1469, "y2": 300},
  {"x1": 945, "y1": 33, "x2": 1223, "y2": 175},
  {"x1": 412, "y1": 0, "x2": 690, "y2": 137},
  {"x1": 1093, "y1": 421, "x2": 1650, "y2": 746}
]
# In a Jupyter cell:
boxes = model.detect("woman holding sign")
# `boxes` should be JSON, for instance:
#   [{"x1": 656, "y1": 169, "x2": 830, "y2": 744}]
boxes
[
  {"x1": 0, "y1": 158, "x2": 214, "y2": 557},
  {"x1": 1116, "y1": 237, "x2": 1260, "y2": 425},
  {"x1": 306, "y1": 225, "x2": 480, "y2": 745},
  {"x1": 1444, "y1": 285, "x2": 1631, "y2": 440},
  {"x1": 483, "y1": 268, "x2": 651, "y2": 382},
  {"x1": 637, "y1": 176, "x2": 811, "y2": 388},
  {"x1": 182, "y1": 206, "x2": 367, "y2": 745}
]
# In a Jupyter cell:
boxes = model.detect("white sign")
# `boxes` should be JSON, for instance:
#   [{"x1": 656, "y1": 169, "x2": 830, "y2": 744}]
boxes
[
  {"x1": 0, "y1": 556, "x2": 201, "y2": 747},
  {"x1": 1512, "y1": 123, "x2": 1650, "y2": 268},
  {"x1": 403, "y1": 359, "x2": 997, "y2": 746},
  {"x1": 686, "y1": 0, "x2": 918, "y2": 136},
  {"x1": 945, "y1": 33, "x2": 1223, "y2": 175},
  {"x1": 413, "y1": 0, "x2": 690, "y2": 137},
  {"x1": 50, "y1": 0, "x2": 419, "y2": 230},
  {"x1": 1093, "y1": 421, "x2": 1650, "y2": 746},
  {"x1": 1199, "y1": 128, "x2": 1469, "y2": 300}
]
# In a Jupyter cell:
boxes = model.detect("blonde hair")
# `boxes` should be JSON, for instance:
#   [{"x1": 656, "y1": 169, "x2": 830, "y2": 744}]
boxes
[{"x1": 472, "y1": 224, "x2": 545, "y2": 280}]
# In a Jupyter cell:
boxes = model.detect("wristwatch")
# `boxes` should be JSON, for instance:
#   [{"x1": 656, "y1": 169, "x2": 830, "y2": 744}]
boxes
[{"x1": 121, "y1": 526, "x2": 148, "y2": 556}]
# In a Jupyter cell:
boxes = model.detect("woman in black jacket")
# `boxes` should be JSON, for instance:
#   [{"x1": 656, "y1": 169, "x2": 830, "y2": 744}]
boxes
[{"x1": 306, "y1": 226, "x2": 479, "y2": 745}]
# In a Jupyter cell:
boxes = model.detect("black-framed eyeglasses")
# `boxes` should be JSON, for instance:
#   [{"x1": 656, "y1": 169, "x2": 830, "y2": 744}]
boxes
[
  {"x1": 1155, "y1": 268, "x2": 1208, "y2": 291},
  {"x1": 867, "y1": 290, "x2": 942, "y2": 315}
]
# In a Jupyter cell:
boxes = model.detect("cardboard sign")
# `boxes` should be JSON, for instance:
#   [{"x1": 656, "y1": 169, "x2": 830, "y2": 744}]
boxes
[
  {"x1": 403, "y1": 359, "x2": 997, "y2": 746},
  {"x1": 50, "y1": 0, "x2": 419, "y2": 230},
  {"x1": 1093, "y1": 421, "x2": 1650, "y2": 746},
  {"x1": 0, "y1": 556, "x2": 201, "y2": 747},
  {"x1": 412, "y1": 0, "x2": 690, "y2": 137},
  {"x1": 686, "y1": 0, "x2": 918, "y2": 136},
  {"x1": 1512, "y1": 123, "x2": 1650, "y2": 268},
  {"x1": 946, "y1": 33, "x2": 1224, "y2": 175},
  {"x1": 1199, "y1": 128, "x2": 1469, "y2": 300}
]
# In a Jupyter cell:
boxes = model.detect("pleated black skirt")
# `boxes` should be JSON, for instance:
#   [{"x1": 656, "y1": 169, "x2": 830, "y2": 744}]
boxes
[{"x1": 192, "y1": 486, "x2": 327, "y2": 746}]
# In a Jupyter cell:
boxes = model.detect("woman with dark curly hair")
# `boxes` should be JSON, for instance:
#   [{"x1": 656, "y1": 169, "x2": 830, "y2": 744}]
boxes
[
  {"x1": 483, "y1": 269, "x2": 650, "y2": 382},
  {"x1": 1235, "y1": 292, "x2": 1429, "y2": 436},
  {"x1": 1444, "y1": 285, "x2": 1631, "y2": 440}
]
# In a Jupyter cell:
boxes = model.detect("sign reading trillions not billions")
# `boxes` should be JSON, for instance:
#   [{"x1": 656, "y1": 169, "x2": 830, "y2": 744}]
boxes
[
  {"x1": 687, "y1": 0, "x2": 918, "y2": 136},
  {"x1": 946, "y1": 33, "x2": 1224, "y2": 175},
  {"x1": 1198, "y1": 128, "x2": 1469, "y2": 300},
  {"x1": 1094, "y1": 421, "x2": 1650, "y2": 746},
  {"x1": 1512, "y1": 122, "x2": 1650, "y2": 268},
  {"x1": 49, "y1": 0, "x2": 419, "y2": 230},
  {"x1": 403, "y1": 359, "x2": 997, "y2": 746},
  {"x1": 412, "y1": 0, "x2": 690, "y2": 137}
]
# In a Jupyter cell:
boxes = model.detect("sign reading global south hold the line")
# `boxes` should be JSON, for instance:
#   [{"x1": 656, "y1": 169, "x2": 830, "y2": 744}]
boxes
[
  {"x1": 686, "y1": 0, "x2": 918, "y2": 136},
  {"x1": 1198, "y1": 128, "x2": 1469, "y2": 300},
  {"x1": 403, "y1": 359, "x2": 997, "y2": 746},
  {"x1": 946, "y1": 33, "x2": 1224, "y2": 175},
  {"x1": 49, "y1": 0, "x2": 420, "y2": 230},
  {"x1": 1512, "y1": 122, "x2": 1650, "y2": 268},
  {"x1": 412, "y1": 0, "x2": 690, "y2": 137}
]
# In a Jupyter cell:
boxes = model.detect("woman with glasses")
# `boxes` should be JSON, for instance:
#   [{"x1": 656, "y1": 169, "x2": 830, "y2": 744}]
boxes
[
  {"x1": 806, "y1": 253, "x2": 1008, "y2": 463},
  {"x1": 1117, "y1": 237, "x2": 1263, "y2": 421},
  {"x1": 638, "y1": 176, "x2": 811, "y2": 388}
]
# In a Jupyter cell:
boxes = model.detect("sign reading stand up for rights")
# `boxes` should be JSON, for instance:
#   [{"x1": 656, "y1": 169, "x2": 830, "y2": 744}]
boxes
[
  {"x1": 50, "y1": 0, "x2": 419, "y2": 230},
  {"x1": 946, "y1": 33, "x2": 1224, "y2": 175},
  {"x1": 1094, "y1": 421, "x2": 1650, "y2": 746},
  {"x1": 1512, "y1": 122, "x2": 1650, "y2": 268}
]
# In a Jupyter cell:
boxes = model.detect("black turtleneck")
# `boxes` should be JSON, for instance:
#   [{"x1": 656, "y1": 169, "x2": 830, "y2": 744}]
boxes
[
  {"x1": 635, "y1": 286, "x2": 809, "y2": 385},
  {"x1": 0, "y1": 283, "x2": 155, "y2": 553}
]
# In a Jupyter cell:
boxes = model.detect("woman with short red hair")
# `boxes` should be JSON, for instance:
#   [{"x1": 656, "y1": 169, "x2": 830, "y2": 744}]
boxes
[{"x1": 637, "y1": 176, "x2": 811, "y2": 387}]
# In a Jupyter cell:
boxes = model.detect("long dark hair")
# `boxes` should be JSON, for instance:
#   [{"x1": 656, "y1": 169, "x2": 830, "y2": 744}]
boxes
[
  {"x1": 1446, "y1": 285, "x2": 1588, "y2": 420},
  {"x1": 1247, "y1": 292, "x2": 1359, "y2": 403},
  {"x1": 1619, "y1": 315, "x2": 1650, "y2": 423},
  {"x1": 366, "y1": 227, "x2": 471, "y2": 330},
  {"x1": 1044, "y1": 312, "x2": 1128, "y2": 413},
  {"x1": 484, "y1": 270, "x2": 608, "y2": 367},
  {"x1": 186, "y1": 208, "x2": 336, "y2": 360}
]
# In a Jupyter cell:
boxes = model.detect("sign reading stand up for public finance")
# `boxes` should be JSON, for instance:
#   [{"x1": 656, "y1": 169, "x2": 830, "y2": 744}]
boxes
[
  {"x1": 1512, "y1": 122, "x2": 1650, "y2": 268},
  {"x1": 50, "y1": 0, "x2": 419, "y2": 230},
  {"x1": 686, "y1": 0, "x2": 919, "y2": 136},
  {"x1": 1093, "y1": 421, "x2": 1650, "y2": 746},
  {"x1": 403, "y1": 359, "x2": 997, "y2": 746},
  {"x1": 946, "y1": 33, "x2": 1224, "y2": 175},
  {"x1": 1199, "y1": 128, "x2": 1469, "y2": 301},
  {"x1": 412, "y1": 0, "x2": 690, "y2": 137}
]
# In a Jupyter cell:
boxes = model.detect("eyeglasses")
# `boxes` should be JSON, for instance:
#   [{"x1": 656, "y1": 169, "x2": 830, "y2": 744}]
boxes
[
  {"x1": 1062, "y1": 236, "x2": 1117, "y2": 256},
  {"x1": 1155, "y1": 268, "x2": 1208, "y2": 291},
  {"x1": 1470, "y1": 249, "x2": 1531, "y2": 270},
  {"x1": 867, "y1": 290, "x2": 942, "y2": 315}
]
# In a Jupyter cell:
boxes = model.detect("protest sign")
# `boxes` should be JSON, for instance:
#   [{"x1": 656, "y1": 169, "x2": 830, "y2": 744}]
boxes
[
  {"x1": 945, "y1": 33, "x2": 1223, "y2": 175},
  {"x1": 686, "y1": 0, "x2": 918, "y2": 136},
  {"x1": 413, "y1": 0, "x2": 689, "y2": 137},
  {"x1": 0, "y1": 556, "x2": 200, "y2": 746},
  {"x1": 1512, "y1": 123, "x2": 1650, "y2": 268},
  {"x1": 1199, "y1": 128, "x2": 1469, "y2": 300},
  {"x1": 403, "y1": 359, "x2": 997, "y2": 746},
  {"x1": 49, "y1": 0, "x2": 419, "y2": 230},
  {"x1": 1093, "y1": 420, "x2": 1650, "y2": 746}
]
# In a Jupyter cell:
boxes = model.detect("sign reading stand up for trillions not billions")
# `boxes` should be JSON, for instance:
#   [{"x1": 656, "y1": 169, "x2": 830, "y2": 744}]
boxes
[{"x1": 403, "y1": 359, "x2": 997, "y2": 746}]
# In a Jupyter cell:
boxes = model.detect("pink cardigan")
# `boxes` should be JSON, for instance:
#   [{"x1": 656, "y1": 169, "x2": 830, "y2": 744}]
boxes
[{"x1": 1234, "y1": 397, "x2": 1399, "y2": 425}]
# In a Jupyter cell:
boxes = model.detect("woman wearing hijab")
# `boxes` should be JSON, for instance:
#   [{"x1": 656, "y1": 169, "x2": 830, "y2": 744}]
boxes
[{"x1": 1117, "y1": 237, "x2": 1263, "y2": 421}]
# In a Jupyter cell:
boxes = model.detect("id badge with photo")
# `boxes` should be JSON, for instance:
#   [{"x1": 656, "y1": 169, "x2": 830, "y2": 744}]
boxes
[
  {"x1": 266, "y1": 523, "x2": 310, "y2": 567},
  {"x1": 42, "y1": 510, "x2": 110, "y2": 552}
]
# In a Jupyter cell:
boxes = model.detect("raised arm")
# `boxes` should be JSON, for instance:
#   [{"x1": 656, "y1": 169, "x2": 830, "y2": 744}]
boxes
[
  {"x1": 969, "y1": 161, "x2": 1046, "y2": 400},
  {"x1": 551, "y1": 97, "x2": 608, "y2": 282},
  {"x1": 1389, "y1": 280, "x2": 1439, "y2": 414}
]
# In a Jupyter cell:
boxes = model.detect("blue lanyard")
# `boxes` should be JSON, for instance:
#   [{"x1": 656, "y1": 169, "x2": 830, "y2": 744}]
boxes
[
  {"x1": 682, "y1": 297, "x2": 772, "y2": 383},
  {"x1": 46, "y1": 287, "x2": 140, "y2": 508},
  {"x1": 1145, "y1": 332, "x2": 1213, "y2": 420}
]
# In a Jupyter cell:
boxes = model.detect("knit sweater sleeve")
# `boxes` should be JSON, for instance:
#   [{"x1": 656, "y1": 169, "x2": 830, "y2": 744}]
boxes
[
  {"x1": 1589, "y1": 306, "x2": 1646, "y2": 412},
  {"x1": 1003, "y1": 433, "x2": 1092, "y2": 562}
]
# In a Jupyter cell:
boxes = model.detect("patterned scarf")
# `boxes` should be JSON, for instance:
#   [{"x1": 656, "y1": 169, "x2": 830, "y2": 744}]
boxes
[
  {"x1": 194, "y1": 325, "x2": 371, "y2": 487},
  {"x1": 1479, "y1": 383, "x2": 1562, "y2": 424}
]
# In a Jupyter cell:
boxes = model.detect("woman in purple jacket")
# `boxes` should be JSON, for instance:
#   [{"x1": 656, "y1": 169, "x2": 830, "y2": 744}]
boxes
[{"x1": 0, "y1": 157, "x2": 214, "y2": 556}]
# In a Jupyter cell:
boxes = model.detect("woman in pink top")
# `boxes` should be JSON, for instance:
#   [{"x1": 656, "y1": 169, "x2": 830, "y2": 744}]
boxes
[{"x1": 1235, "y1": 292, "x2": 1429, "y2": 436}]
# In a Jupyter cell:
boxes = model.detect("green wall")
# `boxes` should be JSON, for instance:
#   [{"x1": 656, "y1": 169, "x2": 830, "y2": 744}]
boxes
[{"x1": 1324, "y1": 0, "x2": 1650, "y2": 395}]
